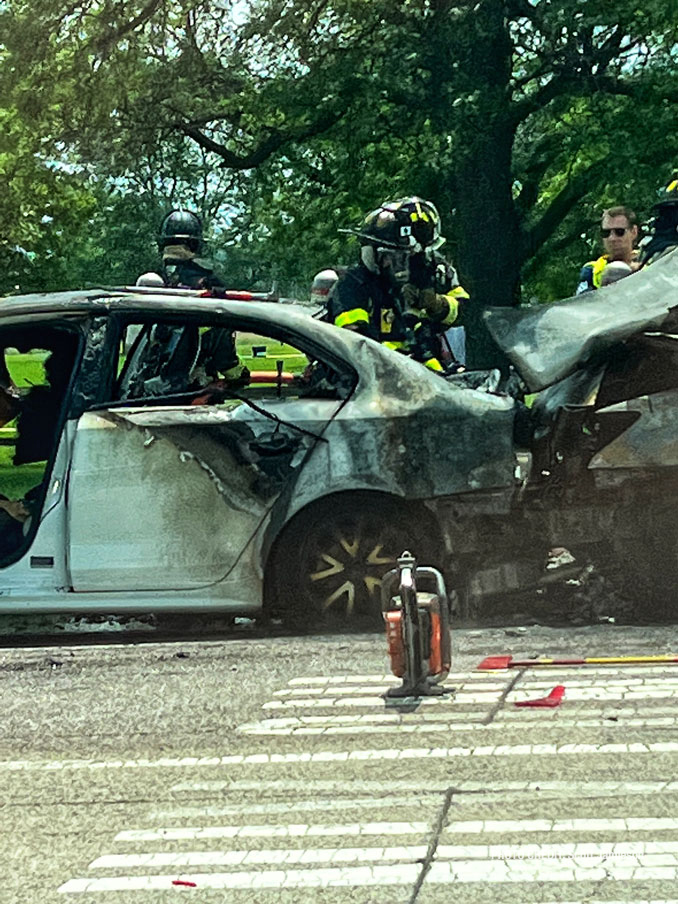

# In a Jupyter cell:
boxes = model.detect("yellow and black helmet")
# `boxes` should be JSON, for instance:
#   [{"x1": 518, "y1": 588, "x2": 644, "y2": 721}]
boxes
[
  {"x1": 347, "y1": 197, "x2": 444, "y2": 253},
  {"x1": 655, "y1": 175, "x2": 678, "y2": 208}
]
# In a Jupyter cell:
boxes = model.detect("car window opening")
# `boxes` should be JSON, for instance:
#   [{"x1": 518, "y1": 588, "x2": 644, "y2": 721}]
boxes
[
  {"x1": 0, "y1": 327, "x2": 80, "y2": 562},
  {"x1": 116, "y1": 319, "x2": 355, "y2": 406}
]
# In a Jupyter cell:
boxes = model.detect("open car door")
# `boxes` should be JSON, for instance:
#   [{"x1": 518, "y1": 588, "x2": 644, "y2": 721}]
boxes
[{"x1": 66, "y1": 316, "x2": 350, "y2": 592}]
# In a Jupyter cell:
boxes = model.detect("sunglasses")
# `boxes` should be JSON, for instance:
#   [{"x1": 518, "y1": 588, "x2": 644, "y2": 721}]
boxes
[{"x1": 601, "y1": 227, "x2": 629, "y2": 238}]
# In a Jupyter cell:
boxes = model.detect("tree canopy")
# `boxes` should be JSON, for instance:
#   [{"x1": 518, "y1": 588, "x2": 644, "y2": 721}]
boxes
[{"x1": 2, "y1": 0, "x2": 678, "y2": 362}]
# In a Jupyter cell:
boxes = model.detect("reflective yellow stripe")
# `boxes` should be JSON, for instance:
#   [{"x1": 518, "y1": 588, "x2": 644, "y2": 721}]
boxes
[
  {"x1": 449, "y1": 285, "x2": 470, "y2": 301},
  {"x1": 424, "y1": 357, "x2": 444, "y2": 372},
  {"x1": 335, "y1": 308, "x2": 369, "y2": 328},
  {"x1": 440, "y1": 296, "x2": 460, "y2": 326},
  {"x1": 383, "y1": 340, "x2": 405, "y2": 351},
  {"x1": 411, "y1": 201, "x2": 429, "y2": 223},
  {"x1": 668, "y1": 180, "x2": 678, "y2": 193},
  {"x1": 592, "y1": 255, "x2": 609, "y2": 289},
  {"x1": 380, "y1": 310, "x2": 394, "y2": 334}
]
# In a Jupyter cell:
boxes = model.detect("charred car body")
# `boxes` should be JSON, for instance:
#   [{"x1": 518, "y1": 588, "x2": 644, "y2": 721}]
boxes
[
  {"x1": 0, "y1": 252, "x2": 677, "y2": 624},
  {"x1": 482, "y1": 248, "x2": 678, "y2": 619}
]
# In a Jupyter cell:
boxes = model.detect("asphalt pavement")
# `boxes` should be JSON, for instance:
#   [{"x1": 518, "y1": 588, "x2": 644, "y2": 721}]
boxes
[{"x1": 2, "y1": 621, "x2": 678, "y2": 903}]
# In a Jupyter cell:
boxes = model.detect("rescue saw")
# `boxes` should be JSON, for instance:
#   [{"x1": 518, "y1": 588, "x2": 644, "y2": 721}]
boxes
[{"x1": 382, "y1": 551, "x2": 452, "y2": 697}]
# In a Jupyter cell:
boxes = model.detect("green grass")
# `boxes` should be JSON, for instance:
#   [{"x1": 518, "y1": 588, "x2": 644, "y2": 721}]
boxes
[
  {"x1": 0, "y1": 354, "x2": 48, "y2": 500},
  {"x1": 239, "y1": 354, "x2": 308, "y2": 373},
  {"x1": 5, "y1": 351, "x2": 48, "y2": 388},
  {"x1": 236, "y1": 338, "x2": 308, "y2": 374},
  {"x1": 118, "y1": 339, "x2": 309, "y2": 378},
  {"x1": 0, "y1": 459, "x2": 45, "y2": 501}
]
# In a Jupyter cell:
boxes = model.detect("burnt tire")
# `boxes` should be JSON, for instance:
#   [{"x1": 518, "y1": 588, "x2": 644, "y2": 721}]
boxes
[{"x1": 269, "y1": 496, "x2": 438, "y2": 627}]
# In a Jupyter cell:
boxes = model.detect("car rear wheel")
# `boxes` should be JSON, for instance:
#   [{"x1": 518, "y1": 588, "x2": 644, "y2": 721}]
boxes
[{"x1": 269, "y1": 496, "x2": 439, "y2": 626}]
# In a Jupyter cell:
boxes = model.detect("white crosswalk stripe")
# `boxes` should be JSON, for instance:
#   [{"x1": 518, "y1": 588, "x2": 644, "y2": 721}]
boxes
[
  {"x1": 164, "y1": 778, "x2": 678, "y2": 799},
  {"x1": 242, "y1": 666, "x2": 678, "y2": 733},
  {"x1": 57, "y1": 667, "x2": 678, "y2": 895},
  {"x1": 58, "y1": 817, "x2": 678, "y2": 892}
]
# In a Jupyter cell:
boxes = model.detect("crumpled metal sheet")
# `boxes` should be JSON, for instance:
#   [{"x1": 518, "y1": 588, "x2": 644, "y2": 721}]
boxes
[
  {"x1": 289, "y1": 335, "x2": 518, "y2": 507},
  {"x1": 485, "y1": 248, "x2": 678, "y2": 392},
  {"x1": 590, "y1": 387, "x2": 678, "y2": 469}
]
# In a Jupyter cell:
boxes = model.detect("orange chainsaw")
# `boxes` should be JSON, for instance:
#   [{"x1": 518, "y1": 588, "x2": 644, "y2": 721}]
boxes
[{"x1": 381, "y1": 551, "x2": 452, "y2": 697}]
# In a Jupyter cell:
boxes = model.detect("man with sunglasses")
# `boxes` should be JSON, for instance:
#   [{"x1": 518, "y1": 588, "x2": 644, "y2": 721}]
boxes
[{"x1": 576, "y1": 206, "x2": 640, "y2": 295}]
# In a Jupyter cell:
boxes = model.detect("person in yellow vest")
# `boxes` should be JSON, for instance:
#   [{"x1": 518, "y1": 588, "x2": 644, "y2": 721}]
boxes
[{"x1": 576, "y1": 206, "x2": 640, "y2": 294}]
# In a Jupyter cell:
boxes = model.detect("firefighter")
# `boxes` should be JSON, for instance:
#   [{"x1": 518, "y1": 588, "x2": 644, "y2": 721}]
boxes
[
  {"x1": 640, "y1": 176, "x2": 678, "y2": 266},
  {"x1": 130, "y1": 209, "x2": 248, "y2": 394},
  {"x1": 576, "y1": 206, "x2": 640, "y2": 294},
  {"x1": 328, "y1": 197, "x2": 469, "y2": 372},
  {"x1": 158, "y1": 209, "x2": 224, "y2": 289}
]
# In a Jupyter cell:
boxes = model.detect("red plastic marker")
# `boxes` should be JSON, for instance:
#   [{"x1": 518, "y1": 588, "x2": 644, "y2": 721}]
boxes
[
  {"x1": 172, "y1": 879, "x2": 197, "y2": 887},
  {"x1": 514, "y1": 685, "x2": 565, "y2": 708}
]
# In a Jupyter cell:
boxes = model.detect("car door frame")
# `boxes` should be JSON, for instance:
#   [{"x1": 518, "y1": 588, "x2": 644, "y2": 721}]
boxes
[{"x1": 65, "y1": 305, "x2": 358, "y2": 593}]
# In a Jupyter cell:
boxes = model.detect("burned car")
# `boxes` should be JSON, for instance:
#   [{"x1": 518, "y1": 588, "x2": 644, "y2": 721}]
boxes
[
  {"x1": 0, "y1": 252, "x2": 677, "y2": 626},
  {"x1": 0, "y1": 288, "x2": 517, "y2": 625}
]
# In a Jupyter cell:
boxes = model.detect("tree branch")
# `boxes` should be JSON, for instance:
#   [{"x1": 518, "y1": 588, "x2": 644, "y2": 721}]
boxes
[
  {"x1": 181, "y1": 103, "x2": 351, "y2": 170},
  {"x1": 180, "y1": 110, "x2": 245, "y2": 129},
  {"x1": 511, "y1": 72, "x2": 576, "y2": 128},
  {"x1": 510, "y1": 27, "x2": 645, "y2": 126},
  {"x1": 92, "y1": 0, "x2": 163, "y2": 56},
  {"x1": 520, "y1": 161, "x2": 606, "y2": 263},
  {"x1": 594, "y1": 74, "x2": 678, "y2": 103}
]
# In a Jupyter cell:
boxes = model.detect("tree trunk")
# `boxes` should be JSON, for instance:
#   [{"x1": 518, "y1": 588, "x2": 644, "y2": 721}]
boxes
[
  {"x1": 443, "y1": 0, "x2": 521, "y2": 370},
  {"x1": 454, "y1": 121, "x2": 521, "y2": 369}
]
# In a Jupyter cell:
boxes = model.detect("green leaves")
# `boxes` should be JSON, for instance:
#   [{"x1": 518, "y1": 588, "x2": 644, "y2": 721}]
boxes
[{"x1": 1, "y1": 0, "x2": 677, "y2": 331}]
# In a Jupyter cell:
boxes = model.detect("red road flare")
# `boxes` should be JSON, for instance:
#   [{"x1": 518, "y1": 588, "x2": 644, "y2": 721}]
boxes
[{"x1": 171, "y1": 879, "x2": 197, "y2": 887}]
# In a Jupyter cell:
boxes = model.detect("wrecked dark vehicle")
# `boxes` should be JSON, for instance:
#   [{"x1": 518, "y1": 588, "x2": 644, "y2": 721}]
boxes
[
  {"x1": 480, "y1": 247, "x2": 678, "y2": 621},
  {"x1": 0, "y1": 254, "x2": 676, "y2": 626}
]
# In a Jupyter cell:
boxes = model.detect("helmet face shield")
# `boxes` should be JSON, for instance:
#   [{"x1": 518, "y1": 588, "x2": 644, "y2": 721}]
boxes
[{"x1": 376, "y1": 247, "x2": 410, "y2": 282}]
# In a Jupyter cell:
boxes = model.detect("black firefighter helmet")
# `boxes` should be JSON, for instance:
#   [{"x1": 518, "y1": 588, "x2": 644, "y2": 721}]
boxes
[
  {"x1": 158, "y1": 209, "x2": 203, "y2": 254},
  {"x1": 641, "y1": 175, "x2": 678, "y2": 265}
]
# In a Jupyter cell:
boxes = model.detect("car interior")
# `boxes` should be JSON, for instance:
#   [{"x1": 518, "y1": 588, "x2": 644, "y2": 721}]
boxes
[
  {"x1": 116, "y1": 317, "x2": 355, "y2": 406},
  {"x1": 0, "y1": 325, "x2": 81, "y2": 563}
]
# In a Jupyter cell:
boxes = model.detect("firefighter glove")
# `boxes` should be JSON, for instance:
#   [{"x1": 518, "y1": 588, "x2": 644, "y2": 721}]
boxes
[
  {"x1": 401, "y1": 283, "x2": 421, "y2": 308},
  {"x1": 420, "y1": 287, "x2": 448, "y2": 317}
]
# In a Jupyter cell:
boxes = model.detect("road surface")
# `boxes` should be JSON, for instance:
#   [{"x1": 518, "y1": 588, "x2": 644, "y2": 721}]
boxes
[{"x1": 2, "y1": 622, "x2": 678, "y2": 902}]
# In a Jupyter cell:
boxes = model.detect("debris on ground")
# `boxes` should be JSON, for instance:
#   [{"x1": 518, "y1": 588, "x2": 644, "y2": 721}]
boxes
[
  {"x1": 504, "y1": 627, "x2": 528, "y2": 637},
  {"x1": 546, "y1": 548, "x2": 576, "y2": 570},
  {"x1": 0, "y1": 613, "x2": 158, "y2": 636},
  {"x1": 515, "y1": 685, "x2": 565, "y2": 708}
]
